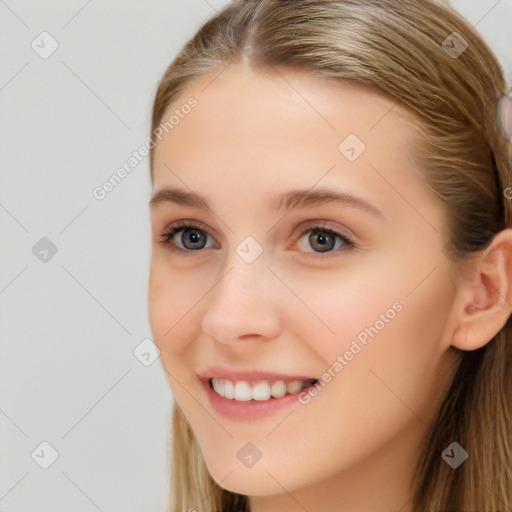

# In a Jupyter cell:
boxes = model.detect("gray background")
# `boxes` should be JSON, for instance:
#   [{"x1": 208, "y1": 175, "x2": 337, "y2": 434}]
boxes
[{"x1": 1, "y1": 1, "x2": 510, "y2": 511}]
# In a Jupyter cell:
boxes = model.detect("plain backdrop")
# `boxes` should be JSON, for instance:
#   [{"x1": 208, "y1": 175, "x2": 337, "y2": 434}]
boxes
[{"x1": 1, "y1": 1, "x2": 510, "y2": 511}]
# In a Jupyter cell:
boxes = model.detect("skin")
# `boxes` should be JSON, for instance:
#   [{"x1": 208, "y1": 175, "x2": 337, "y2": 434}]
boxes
[{"x1": 147, "y1": 63, "x2": 512, "y2": 512}]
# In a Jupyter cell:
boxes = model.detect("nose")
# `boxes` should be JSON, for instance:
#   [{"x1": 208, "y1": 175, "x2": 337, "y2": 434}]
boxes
[{"x1": 200, "y1": 254, "x2": 282, "y2": 345}]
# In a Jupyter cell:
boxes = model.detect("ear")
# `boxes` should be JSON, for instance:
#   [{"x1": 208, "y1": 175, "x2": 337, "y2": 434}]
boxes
[{"x1": 450, "y1": 228, "x2": 512, "y2": 351}]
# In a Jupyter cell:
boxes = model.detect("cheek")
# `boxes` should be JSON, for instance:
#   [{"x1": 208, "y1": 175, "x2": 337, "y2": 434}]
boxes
[
  {"x1": 325, "y1": 264, "x2": 456, "y2": 425},
  {"x1": 282, "y1": 254, "x2": 454, "y2": 407},
  {"x1": 147, "y1": 255, "x2": 219, "y2": 355},
  {"x1": 275, "y1": 255, "x2": 416, "y2": 364},
  {"x1": 148, "y1": 258, "x2": 192, "y2": 354},
  {"x1": 376, "y1": 266, "x2": 456, "y2": 400}
]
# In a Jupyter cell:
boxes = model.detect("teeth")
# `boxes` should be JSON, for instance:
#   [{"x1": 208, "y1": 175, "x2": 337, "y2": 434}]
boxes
[
  {"x1": 286, "y1": 380, "x2": 303, "y2": 394},
  {"x1": 223, "y1": 380, "x2": 234, "y2": 399},
  {"x1": 253, "y1": 381, "x2": 271, "y2": 401},
  {"x1": 211, "y1": 378, "x2": 315, "y2": 401},
  {"x1": 211, "y1": 378, "x2": 224, "y2": 396},
  {"x1": 234, "y1": 382, "x2": 253, "y2": 401},
  {"x1": 271, "y1": 380, "x2": 286, "y2": 398}
]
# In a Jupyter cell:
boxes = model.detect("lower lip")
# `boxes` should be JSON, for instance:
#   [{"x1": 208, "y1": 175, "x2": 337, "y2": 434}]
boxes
[{"x1": 200, "y1": 379, "x2": 308, "y2": 420}]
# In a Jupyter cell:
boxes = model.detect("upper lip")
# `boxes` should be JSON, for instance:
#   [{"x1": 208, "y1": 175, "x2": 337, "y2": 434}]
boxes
[{"x1": 197, "y1": 365, "x2": 318, "y2": 385}]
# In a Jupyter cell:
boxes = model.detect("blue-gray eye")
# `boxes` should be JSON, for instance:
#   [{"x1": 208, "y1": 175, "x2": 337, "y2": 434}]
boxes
[
  {"x1": 161, "y1": 224, "x2": 214, "y2": 251},
  {"x1": 179, "y1": 228, "x2": 207, "y2": 250}
]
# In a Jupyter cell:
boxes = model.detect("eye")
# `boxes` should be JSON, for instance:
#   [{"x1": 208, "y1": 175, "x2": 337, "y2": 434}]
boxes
[
  {"x1": 159, "y1": 222, "x2": 215, "y2": 253},
  {"x1": 296, "y1": 222, "x2": 356, "y2": 255},
  {"x1": 158, "y1": 220, "x2": 356, "y2": 256}
]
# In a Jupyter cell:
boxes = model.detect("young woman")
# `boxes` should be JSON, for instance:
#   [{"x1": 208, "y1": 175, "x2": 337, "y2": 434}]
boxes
[{"x1": 147, "y1": 1, "x2": 512, "y2": 510}]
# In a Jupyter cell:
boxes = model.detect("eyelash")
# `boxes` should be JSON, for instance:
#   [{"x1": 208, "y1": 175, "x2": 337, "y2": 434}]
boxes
[{"x1": 158, "y1": 221, "x2": 357, "y2": 257}]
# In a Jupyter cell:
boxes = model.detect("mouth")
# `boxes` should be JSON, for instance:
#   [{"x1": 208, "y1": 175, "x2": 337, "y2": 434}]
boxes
[
  {"x1": 197, "y1": 366, "x2": 320, "y2": 418},
  {"x1": 209, "y1": 377, "x2": 318, "y2": 401}
]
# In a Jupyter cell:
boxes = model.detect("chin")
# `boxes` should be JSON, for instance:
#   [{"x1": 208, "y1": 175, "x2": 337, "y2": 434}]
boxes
[
  {"x1": 213, "y1": 475, "x2": 280, "y2": 497},
  {"x1": 204, "y1": 458, "x2": 285, "y2": 496}
]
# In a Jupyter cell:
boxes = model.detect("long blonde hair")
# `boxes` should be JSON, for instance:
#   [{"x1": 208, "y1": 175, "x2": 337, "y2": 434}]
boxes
[{"x1": 149, "y1": 1, "x2": 512, "y2": 510}]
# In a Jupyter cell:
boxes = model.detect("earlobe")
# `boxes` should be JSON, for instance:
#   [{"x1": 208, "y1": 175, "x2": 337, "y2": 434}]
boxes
[{"x1": 450, "y1": 228, "x2": 512, "y2": 351}]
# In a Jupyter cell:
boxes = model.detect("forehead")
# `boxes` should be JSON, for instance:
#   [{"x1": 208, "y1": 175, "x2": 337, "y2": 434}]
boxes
[
  {"x1": 154, "y1": 63, "x2": 419, "y2": 158},
  {"x1": 151, "y1": 63, "x2": 429, "y2": 218}
]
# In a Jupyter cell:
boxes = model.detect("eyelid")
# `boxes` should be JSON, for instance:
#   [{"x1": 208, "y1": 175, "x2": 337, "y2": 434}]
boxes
[{"x1": 293, "y1": 219, "x2": 355, "y2": 241}]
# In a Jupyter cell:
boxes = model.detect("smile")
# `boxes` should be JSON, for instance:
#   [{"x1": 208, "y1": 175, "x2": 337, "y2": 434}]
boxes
[{"x1": 210, "y1": 378, "x2": 318, "y2": 401}]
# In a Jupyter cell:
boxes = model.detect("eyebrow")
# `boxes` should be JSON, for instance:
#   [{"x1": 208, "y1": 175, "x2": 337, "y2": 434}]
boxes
[{"x1": 149, "y1": 186, "x2": 384, "y2": 218}]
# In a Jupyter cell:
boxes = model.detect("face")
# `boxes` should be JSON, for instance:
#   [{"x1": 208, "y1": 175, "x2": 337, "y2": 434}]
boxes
[{"x1": 148, "y1": 63, "x2": 460, "y2": 500}]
